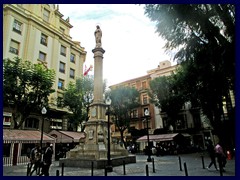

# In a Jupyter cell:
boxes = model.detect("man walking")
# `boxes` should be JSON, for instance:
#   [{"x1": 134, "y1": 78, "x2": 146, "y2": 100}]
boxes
[
  {"x1": 206, "y1": 140, "x2": 218, "y2": 171},
  {"x1": 39, "y1": 142, "x2": 53, "y2": 176}
]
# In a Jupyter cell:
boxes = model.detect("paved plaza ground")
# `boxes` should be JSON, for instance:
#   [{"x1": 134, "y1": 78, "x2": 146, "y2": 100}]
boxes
[{"x1": 3, "y1": 152, "x2": 236, "y2": 176}]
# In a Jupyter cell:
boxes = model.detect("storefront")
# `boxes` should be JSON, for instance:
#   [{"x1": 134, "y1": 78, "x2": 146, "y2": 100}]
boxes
[
  {"x1": 3, "y1": 129, "x2": 55, "y2": 166},
  {"x1": 136, "y1": 133, "x2": 192, "y2": 154}
]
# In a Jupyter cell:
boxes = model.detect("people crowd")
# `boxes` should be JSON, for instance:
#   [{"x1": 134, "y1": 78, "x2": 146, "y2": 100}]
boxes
[{"x1": 28, "y1": 142, "x2": 53, "y2": 176}]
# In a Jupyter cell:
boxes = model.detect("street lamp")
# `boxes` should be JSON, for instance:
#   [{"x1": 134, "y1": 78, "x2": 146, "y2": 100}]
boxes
[
  {"x1": 144, "y1": 109, "x2": 152, "y2": 162},
  {"x1": 105, "y1": 96, "x2": 113, "y2": 172},
  {"x1": 40, "y1": 107, "x2": 47, "y2": 152}
]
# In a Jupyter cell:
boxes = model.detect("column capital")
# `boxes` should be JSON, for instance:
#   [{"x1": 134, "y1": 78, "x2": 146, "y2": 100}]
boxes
[{"x1": 92, "y1": 47, "x2": 105, "y2": 54}]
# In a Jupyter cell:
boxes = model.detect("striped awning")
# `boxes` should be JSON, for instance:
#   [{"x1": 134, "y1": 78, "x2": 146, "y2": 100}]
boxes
[
  {"x1": 3, "y1": 129, "x2": 55, "y2": 144},
  {"x1": 136, "y1": 133, "x2": 187, "y2": 142},
  {"x1": 48, "y1": 130, "x2": 85, "y2": 143}
]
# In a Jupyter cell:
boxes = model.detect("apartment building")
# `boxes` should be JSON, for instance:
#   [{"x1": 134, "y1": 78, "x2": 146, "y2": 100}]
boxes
[
  {"x1": 3, "y1": 4, "x2": 88, "y2": 165},
  {"x1": 3, "y1": 4, "x2": 87, "y2": 131},
  {"x1": 110, "y1": 74, "x2": 154, "y2": 143},
  {"x1": 110, "y1": 60, "x2": 209, "y2": 150}
]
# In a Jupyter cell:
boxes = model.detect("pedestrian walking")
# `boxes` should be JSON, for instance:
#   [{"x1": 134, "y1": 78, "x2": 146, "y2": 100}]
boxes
[
  {"x1": 39, "y1": 142, "x2": 53, "y2": 176},
  {"x1": 206, "y1": 140, "x2": 218, "y2": 171},
  {"x1": 30, "y1": 144, "x2": 41, "y2": 175},
  {"x1": 28, "y1": 144, "x2": 39, "y2": 174},
  {"x1": 215, "y1": 141, "x2": 227, "y2": 172}
]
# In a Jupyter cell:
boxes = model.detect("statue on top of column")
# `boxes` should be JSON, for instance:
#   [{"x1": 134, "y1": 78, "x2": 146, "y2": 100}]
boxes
[{"x1": 94, "y1": 25, "x2": 102, "y2": 48}]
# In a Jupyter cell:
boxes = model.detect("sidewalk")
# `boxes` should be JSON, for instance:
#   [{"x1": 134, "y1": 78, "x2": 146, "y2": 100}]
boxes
[{"x1": 3, "y1": 153, "x2": 236, "y2": 176}]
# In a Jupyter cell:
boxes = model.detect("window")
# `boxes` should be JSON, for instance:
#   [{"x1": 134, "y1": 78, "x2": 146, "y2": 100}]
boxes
[
  {"x1": 59, "y1": 62, "x2": 65, "y2": 73},
  {"x1": 58, "y1": 79, "x2": 64, "y2": 90},
  {"x1": 39, "y1": 51, "x2": 46, "y2": 61},
  {"x1": 13, "y1": 19, "x2": 22, "y2": 34},
  {"x1": 25, "y1": 118, "x2": 39, "y2": 129},
  {"x1": 43, "y1": 8, "x2": 50, "y2": 22},
  {"x1": 40, "y1": 33, "x2": 48, "y2": 46},
  {"x1": 70, "y1": 53, "x2": 75, "y2": 63},
  {"x1": 3, "y1": 116, "x2": 11, "y2": 126},
  {"x1": 50, "y1": 118, "x2": 63, "y2": 129},
  {"x1": 142, "y1": 94, "x2": 148, "y2": 105},
  {"x1": 131, "y1": 109, "x2": 138, "y2": 118},
  {"x1": 70, "y1": 68, "x2": 75, "y2": 79},
  {"x1": 142, "y1": 81, "x2": 147, "y2": 89},
  {"x1": 60, "y1": 45, "x2": 66, "y2": 56},
  {"x1": 9, "y1": 40, "x2": 19, "y2": 55},
  {"x1": 176, "y1": 114, "x2": 187, "y2": 130}
]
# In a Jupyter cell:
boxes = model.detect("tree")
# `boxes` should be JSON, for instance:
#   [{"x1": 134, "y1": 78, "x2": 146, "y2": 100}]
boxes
[
  {"x1": 3, "y1": 57, "x2": 55, "y2": 129},
  {"x1": 143, "y1": 4, "x2": 235, "y2": 143},
  {"x1": 63, "y1": 76, "x2": 94, "y2": 131},
  {"x1": 148, "y1": 75, "x2": 185, "y2": 131},
  {"x1": 107, "y1": 86, "x2": 140, "y2": 148}
]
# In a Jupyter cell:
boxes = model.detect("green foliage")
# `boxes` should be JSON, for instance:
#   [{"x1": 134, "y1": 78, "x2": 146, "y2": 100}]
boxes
[
  {"x1": 149, "y1": 75, "x2": 185, "y2": 130},
  {"x1": 107, "y1": 86, "x2": 140, "y2": 147},
  {"x1": 144, "y1": 4, "x2": 234, "y2": 88},
  {"x1": 63, "y1": 76, "x2": 94, "y2": 131},
  {"x1": 3, "y1": 57, "x2": 55, "y2": 128},
  {"x1": 144, "y1": 4, "x2": 235, "y2": 141}
]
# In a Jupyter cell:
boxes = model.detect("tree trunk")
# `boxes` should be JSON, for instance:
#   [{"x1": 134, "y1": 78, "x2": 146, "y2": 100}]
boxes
[{"x1": 120, "y1": 130, "x2": 127, "y2": 149}]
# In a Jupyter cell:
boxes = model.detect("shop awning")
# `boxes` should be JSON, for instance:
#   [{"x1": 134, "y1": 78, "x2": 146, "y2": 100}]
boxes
[
  {"x1": 48, "y1": 130, "x2": 85, "y2": 143},
  {"x1": 3, "y1": 129, "x2": 55, "y2": 144},
  {"x1": 136, "y1": 133, "x2": 190, "y2": 142}
]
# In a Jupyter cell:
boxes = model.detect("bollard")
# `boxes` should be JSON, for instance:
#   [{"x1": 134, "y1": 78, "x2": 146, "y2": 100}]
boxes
[
  {"x1": 56, "y1": 170, "x2": 60, "y2": 176},
  {"x1": 152, "y1": 158, "x2": 155, "y2": 173},
  {"x1": 61, "y1": 163, "x2": 64, "y2": 176},
  {"x1": 105, "y1": 167, "x2": 107, "y2": 176},
  {"x1": 146, "y1": 164, "x2": 149, "y2": 176},
  {"x1": 123, "y1": 160, "x2": 126, "y2": 175},
  {"x1": 201, "y1": 155, "x2": 205, "y2": 169},
  {"x1": 91, "y1": 161, "x2": 94, "y2": 176},
  {"x1": 184, "y1": 162, "x2": 188, "y2": 176},
  {"x1": 179, "y1": 156, "x2": 182, "y2": 171}
]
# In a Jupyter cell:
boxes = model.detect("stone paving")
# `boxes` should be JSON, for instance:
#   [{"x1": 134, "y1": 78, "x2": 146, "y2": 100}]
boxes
[{"x1": 3, "y1": 152, "x2": 236, "y2": 176}]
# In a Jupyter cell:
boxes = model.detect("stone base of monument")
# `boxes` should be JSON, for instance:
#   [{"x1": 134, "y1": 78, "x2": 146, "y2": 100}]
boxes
[
  {"x1": 59, "y1": 155, "x2": 136, "y2": 168},
  {"x1": 58, "y1": 142, "x2": 136, "y2": 168}
]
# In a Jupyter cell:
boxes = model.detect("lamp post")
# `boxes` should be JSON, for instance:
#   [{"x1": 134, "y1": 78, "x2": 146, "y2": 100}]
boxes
[
  {"x1": 105, "y1": 96, "x2": 113, "y2": 172},
  {"x1": 144, "y1": 109, "x2": 152, "y2": 162},
  {"x1": 40, "y1": 107, "x2": 47, "y2": 152}
]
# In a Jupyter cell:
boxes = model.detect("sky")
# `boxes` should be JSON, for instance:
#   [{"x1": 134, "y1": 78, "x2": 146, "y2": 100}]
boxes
[{"x1": 58, "y1": 4, "x2": 175, "y2": 87}]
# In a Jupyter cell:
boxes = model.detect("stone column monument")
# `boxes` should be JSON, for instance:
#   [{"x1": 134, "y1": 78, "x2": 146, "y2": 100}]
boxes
[
  {"x1": 59, "y1": 26, "x2": 136, "y2": 168},
  {"x1": 82, "y1": 25, "x2": 108, "y2": 159}
]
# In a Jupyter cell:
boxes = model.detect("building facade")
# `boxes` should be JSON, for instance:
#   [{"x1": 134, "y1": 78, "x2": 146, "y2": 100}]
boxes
[
  {"x1": 110, "y1": 74, "x2": 154, "y2": 143},
  {"x1": 3, "y1": 4, "x2": 87, "y2": 165},
  {"x1": 110, "y1": 60, "x2": 210, "y2": 151},
  {"x1": 3, "y1": 4, "x2": 87, "y2": 132}
]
